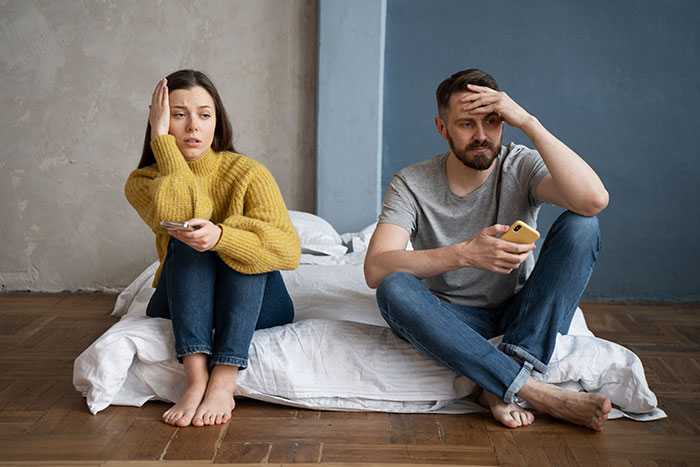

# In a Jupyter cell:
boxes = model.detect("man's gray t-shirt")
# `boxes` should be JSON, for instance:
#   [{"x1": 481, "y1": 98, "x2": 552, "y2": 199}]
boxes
[{"x1": 378, "y1": 142, "x2": 549, "y2": 308}]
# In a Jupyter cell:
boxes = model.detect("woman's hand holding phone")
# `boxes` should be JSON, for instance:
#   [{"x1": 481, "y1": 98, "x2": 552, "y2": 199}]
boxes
[{"x1": 166, "y1": 218, "x2": 223, "y2": 252}]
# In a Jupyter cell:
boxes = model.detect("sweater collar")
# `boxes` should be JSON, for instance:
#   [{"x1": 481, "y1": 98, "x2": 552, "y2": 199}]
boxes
[{"x1": 186, "y1": 147, "x2": 218, "y2": 175}]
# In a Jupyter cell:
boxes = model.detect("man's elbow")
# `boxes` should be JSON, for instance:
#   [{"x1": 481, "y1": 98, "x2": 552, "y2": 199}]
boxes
[
  {"x1": 575, "y1": 189, "x2": 610, "y2": 217},
  {"x1": 363, "y1": 262, "x2": 382, "y2": 289}
]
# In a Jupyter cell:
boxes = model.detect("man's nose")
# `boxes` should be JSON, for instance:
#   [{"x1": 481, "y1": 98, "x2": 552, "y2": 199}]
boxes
[{"x1": 473, "y1": 123, "x2": 486, "y2": 141}]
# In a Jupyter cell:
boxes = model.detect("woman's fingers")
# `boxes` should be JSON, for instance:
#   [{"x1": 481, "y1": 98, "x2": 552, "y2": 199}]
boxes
[{"x1": 150, "y1": 78, "x2": 170, "y2": 139}]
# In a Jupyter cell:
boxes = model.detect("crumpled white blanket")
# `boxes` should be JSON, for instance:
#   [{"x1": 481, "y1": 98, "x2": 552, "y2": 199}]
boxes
[{"x1": 74, "y1": 260, "x2": 665, "y2": 421}]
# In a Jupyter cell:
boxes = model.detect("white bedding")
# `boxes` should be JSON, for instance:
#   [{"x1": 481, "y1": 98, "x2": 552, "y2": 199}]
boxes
[{"x1": 74, "y1": 212, "x2": 665, "y2": 421}]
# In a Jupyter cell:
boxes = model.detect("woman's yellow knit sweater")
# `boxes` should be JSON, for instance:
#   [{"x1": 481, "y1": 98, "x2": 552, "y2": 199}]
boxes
[{"x1": 125, "y1": 135, "x2": 300, "y2": 286}]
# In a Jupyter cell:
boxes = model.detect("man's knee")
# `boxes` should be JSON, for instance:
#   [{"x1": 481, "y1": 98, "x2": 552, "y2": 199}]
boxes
[
  {"x1": 552, "y1": 211, "x2": 601, "y2": 250},
  {"x1": 376, "y1": 272, "x2": 417, "y2": 307}
]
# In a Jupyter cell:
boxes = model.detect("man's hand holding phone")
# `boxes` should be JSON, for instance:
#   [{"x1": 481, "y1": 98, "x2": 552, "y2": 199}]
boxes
[
  {"x1": 500, "y1": 220, "x2": 540, "y2": 244},
  {"x1": 459, "y1": 221, "x2": 538, "y2": 274},
  {"x1": 161, "y1": 218, "x2": 223, "y2": 252}
]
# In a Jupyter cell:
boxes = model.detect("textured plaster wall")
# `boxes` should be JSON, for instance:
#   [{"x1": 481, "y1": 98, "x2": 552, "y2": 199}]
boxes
[{"x1": 0, "y1": 0, "x2": 317, "y2": 292}]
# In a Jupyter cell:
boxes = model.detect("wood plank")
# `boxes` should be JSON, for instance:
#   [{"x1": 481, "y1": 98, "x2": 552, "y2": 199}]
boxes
[
  {"x1": 232, "y1": 398, "x2": 299, "y2": 419},
  {"x1": 321, "y1": 443, "x2": 499, "y2": 465},
  {"x1": 538, "y1": 433, "x2": 579, "y2": 467},
  {"x1": 222, "y1": 418, "x2": 392, "y2": 444},
  {"x1": 268, "y1": 442, "x2": 322, "y2": 463},
  {"x1": 111, "y1": 419, "x2": 176, "y2": 461},
  {"x1": 488, "y1": 431, "x2": 527, "y2": 467},
  {"x1": 0, "y1": 434, "x2": 120, "y2": 462},
  {"x1": 511, "y1": 431, "x2": 552, "y2": 467},
  {"x1": 214, "y1": 441, "x2": 272, "y2": 463},
  {"x1": 161, "y1": 424, "x2": 228, "y2": 461},
  {"x1": 435, "y1": 413, "x2": 492, "y2": 447},
  {"x1": 564, "y1": 433, "x2": 610, "y2": 467},
  {"x1": 0, "y1": 410, "x2": 44, "y2": 435}
]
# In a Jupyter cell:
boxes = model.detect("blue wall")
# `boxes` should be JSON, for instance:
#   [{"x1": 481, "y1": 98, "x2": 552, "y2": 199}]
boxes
[{"x1": 381, "y1": 0, "x2": 700, "y2": 301}]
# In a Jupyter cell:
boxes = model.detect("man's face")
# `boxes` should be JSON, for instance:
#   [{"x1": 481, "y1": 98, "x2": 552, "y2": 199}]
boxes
[{"x1": 437, "y1": 92, "x2": 503, "y2": 170}]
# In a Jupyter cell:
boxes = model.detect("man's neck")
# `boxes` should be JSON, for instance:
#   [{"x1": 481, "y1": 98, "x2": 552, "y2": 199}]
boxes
[{"x1": 444, "y1": 152, "x2": 496, "y2": 197}]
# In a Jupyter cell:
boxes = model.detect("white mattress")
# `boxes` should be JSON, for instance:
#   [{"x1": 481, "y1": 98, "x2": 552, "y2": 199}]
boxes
[{"x1": 73, "y1": 212, "x2": 666, "y2": 421}]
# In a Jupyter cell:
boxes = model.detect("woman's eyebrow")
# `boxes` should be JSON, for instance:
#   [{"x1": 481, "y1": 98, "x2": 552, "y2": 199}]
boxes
[{"x1": 171, "y1": 105, "x2": 213, "y2": 109}]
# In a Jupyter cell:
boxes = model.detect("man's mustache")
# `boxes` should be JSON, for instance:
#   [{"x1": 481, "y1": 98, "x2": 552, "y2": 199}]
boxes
[{"x1": 468, "y1": 140, "x2": 495, "y2": 150}]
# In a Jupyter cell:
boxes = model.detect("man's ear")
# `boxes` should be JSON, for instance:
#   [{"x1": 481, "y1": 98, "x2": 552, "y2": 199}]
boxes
[{"x1": 435, "y1": 116, "x2": 448, "y2": 141}]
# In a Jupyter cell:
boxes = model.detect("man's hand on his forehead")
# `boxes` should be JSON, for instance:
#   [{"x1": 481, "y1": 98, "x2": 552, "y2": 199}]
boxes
[{"x1": 459, "y1": 84, "x2": 532, "y2": 129}]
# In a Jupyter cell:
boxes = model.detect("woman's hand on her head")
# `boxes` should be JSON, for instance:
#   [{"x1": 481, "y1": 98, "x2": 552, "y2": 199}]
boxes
[
  {"x1": 167, "y1": 218, "x2": 223, "y2": 252},
  {"x1": 149, "y1": 78, "x2": 170, "y2": 140}
]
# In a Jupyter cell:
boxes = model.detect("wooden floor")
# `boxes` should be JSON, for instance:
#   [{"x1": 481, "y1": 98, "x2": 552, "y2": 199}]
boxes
[{"x1": 0, "y1": 294, "x2": 698, "y2": 466}]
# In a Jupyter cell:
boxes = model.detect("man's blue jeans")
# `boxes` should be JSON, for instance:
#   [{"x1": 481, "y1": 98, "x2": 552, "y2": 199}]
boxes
[
  {"x1": 376, "y1": 211, "x2": 601, "y2": 403},
  {"x1": 146, "y1": 238, "x2": 294, "y2": 368}
]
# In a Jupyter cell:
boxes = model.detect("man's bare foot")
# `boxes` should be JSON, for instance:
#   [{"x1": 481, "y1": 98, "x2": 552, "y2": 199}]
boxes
[
  {"x1": 519, "y1": 379, "x2": 612, "y2": 431},
  {"x1": 163, "y1": 382, "x2": 207, "y2": 426},
  {"x1": 191, "y1": 364, "x2": 239, "y2": 427},
  {"x1": 479, "y1": 390, "x2": 535, "y2": 428}
]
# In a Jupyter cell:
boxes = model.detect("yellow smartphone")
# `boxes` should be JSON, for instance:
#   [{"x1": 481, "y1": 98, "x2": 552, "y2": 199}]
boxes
[{"x1": 500, "y1": 220, "x2": 540, "y2": 244}]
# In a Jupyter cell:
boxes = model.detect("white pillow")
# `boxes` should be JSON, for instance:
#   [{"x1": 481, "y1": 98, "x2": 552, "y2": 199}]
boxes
[{"x1": 288, "y1": 210, "x2": 347, "y2": 256}]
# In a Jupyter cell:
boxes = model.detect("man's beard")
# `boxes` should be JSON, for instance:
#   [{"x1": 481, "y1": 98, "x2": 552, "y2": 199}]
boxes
[{"x1": 447, "y1": 132, "x2": 501, "y2": 171}]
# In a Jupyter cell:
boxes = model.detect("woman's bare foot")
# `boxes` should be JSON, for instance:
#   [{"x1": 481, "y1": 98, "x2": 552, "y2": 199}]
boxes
[
  {"x1": 163, "y1": 354, "x2": 209, "y2": 427},
  {"x1": 191, "y1": 364, "x2": 239, "y2": 427},
  {"x1": 163, "y1": 382, "x2": 208, "y2": 426},
  {"x1": 519, "y1": 378, "x2": 612, "y2": 431},
  {"x1": 479, "y1": 390, "x2": 535, "y2": 428}
]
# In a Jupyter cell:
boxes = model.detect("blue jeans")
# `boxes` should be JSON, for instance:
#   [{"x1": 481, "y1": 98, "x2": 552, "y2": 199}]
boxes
[
  {"x1": 146, "y1": 238, "x2": 294, "y2": 368},
  {"x1": 376, "y1": 211, "x2": 601, "y2": 403}
]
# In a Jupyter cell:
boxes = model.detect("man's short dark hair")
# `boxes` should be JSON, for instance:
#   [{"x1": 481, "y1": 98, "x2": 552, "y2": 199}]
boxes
[{"x1": 436, "y1": 69, "x2": 499, "y2": 121}]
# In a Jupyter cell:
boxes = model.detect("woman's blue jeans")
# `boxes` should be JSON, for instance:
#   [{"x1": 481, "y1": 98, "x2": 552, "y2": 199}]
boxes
[
  {"x1": 376, "y1": 211, "x2": 601, "y2": 403},
  {"x1": 146, "y1": 238, "x2": 294, "y2": 368}
]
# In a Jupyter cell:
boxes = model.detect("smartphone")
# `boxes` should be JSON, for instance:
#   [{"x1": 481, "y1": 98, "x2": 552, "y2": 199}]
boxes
[
  {"x1": 500, "y1": 220, "x2": 540, "y2": 244},
  {"x1": 160, "y1": 220, "x2": 195, "y2": 231}
]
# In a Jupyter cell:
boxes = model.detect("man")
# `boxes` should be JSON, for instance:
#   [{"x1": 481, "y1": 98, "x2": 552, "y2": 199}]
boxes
[{"x1": 364, "y1": 69, "x2": 611, "y2": 430}]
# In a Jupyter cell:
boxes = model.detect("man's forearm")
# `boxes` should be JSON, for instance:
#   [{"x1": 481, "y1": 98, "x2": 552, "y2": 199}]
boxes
[
  {"x1": 364, "y1": 245, "x2": 464, "y2": 289},
  {"x1": 520, "y1": 116, "x2": 609, "y2": 216}
]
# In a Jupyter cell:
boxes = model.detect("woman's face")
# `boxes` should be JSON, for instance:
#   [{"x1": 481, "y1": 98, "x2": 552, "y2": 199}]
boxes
[{"x1": 168, "y1": 86, "x2": 217, "y2": 161}]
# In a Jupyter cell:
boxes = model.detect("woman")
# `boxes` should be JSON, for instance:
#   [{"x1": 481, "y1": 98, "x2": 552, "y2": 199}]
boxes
[{"x1": 125, "y1": 70, "x2": 300, "y2": 427}]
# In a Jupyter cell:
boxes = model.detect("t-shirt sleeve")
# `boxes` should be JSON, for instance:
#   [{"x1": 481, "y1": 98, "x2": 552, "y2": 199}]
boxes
[
  {"x1": 513, "y1": 147, "x2": 549, "y2": 206},
  {"x1": 377, "y1": 174, "x2": 417, "y2": 235}
]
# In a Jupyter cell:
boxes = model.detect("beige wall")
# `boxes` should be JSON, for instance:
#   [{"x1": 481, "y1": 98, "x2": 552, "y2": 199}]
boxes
[{"x1": 0, "y1": 0, "x2": 317, "y2": 292}]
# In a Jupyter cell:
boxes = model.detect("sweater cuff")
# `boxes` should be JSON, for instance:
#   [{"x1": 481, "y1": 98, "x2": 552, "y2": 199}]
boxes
[
  {"x1": 212, "y1": 224, "x2": 261, "y2": 267},
  {"x1": 150, "y1": 135, "x2": 188, "y2": 174}
]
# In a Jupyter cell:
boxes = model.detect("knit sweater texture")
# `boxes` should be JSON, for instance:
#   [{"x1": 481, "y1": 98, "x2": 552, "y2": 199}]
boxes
[{"x1": 125, "y1": 135, "x2": 300, "y2": 286}]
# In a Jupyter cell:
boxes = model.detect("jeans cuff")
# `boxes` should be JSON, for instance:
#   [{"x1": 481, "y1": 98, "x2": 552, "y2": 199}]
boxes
[
  {"x1": 503, "y1": 361, "x2": 533, "y2": 404},
  {"x1": 212, "y1": 354, "x2": 248, "y2": 369},
  {"x1": 176, "y1": 345, "x2": 212, "y2": 362},
  {"x1": 499, "y1": 343, "x2": 548, "y2": 374}
]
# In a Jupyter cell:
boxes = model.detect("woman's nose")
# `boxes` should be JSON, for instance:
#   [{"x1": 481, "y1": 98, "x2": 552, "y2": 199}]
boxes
[{"x1": 186, "y1": 118, "x2": 199, "y2": 132}]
